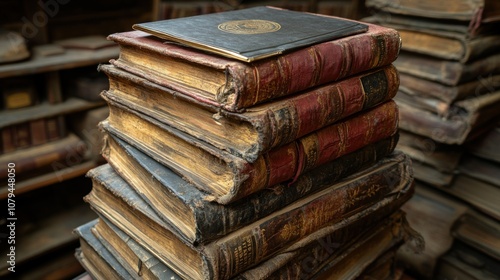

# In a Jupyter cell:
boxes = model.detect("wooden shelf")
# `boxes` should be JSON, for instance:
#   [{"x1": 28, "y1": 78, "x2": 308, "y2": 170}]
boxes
[
  {"x1": 0, "y1": 203, "x2": 97, "y2": 275},
  {"x1": 0, "y1": 160, "x2": 96, "y2": 200},
  {"x1": 0, "y1": 46, "x2": 119, "y2": 79},
  {"x1": 0, "y1": 97, "x2": 105, "y2": 128}
]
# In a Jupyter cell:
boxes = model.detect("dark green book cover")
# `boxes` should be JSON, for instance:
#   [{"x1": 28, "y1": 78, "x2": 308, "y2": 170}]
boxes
[{"x1": 133, "y1": 6, "x2": 368, "y2": 62}]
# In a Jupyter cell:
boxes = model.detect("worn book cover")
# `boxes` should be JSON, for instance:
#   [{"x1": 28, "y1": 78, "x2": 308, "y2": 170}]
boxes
[
  {"x1": 109, "y1": 21, "x2": 400, "y2": 111},
  {"x1": 451, "y1": 212, "x2": 500, "y2": 261},
  {"x1": 466, "y1": 122, "x2": 500, "y2": 163},
  {"x1": 436, "y1": 240, "x2": 500, "y2": 280},
  {"x1": 133, "y1": 6, "x2": 367, "y2": 62},
  {"x1": 102, "y1": 134, "x2": 400, "y2": 244},
  {"x1": 398, "y1": 72, "x2": 500, "y2": 107},
  {"x1": 398, "y1": 183, "x2": 470, "y2": 279},
  {"x1": 395, "y1": 51, "x2": 500, "y2": 86},
  {"x1": 366, "y1": 0, "x2": 500, "y2": 25},
  {"x1": 100, "y1": 63, "x2": 399, "y2": 162},
  {"x1": 459, "y1": 153, "x2": 500, "y2": 187},
  {"x1": 92, "y1": 217, "x2": 181, "y2": 279},
  {"x1": 74, "y1": 219, "x2": 133, "y2": 280},
  {"x1": 395, "y1": 90, "x2": 500, "y2": 145},
  {"x1": 84, "y1": 156, "x2": 414, "y2": 279},
  {"x1": 100, "y1": 100, "x2": 399, "y2": 204},
  {"x1": 364, "y1": 15, "x2": 500, "y2": 62},
  {"x1": 94, "y1": 209, "x2": 412, "y2": 280}
]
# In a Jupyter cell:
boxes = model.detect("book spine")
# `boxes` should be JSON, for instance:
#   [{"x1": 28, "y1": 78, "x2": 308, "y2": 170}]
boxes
[
  {"x1": 397, "y1": 102, "x2": 469, "y2": 144},
  {"x1": 205, "y1": 154, "x2": 413, "y2": 279},
  {"x1": 395, "y1": 52, "x2": 500, "y2": 86},
  {"x1": 109, "y1": 25, "x2": 400, "y2": 111},
  {"x1": 1, "y1": 127, "x2": 15, "y2": 154},
  {"x1": 394, "y1": 52, "x2": 460, "y2": 86},
  {"x1": 259, "y1": 64, "x2": 399, "y2": 152},
  {"x1": 230, "y1": 100, "x2": 399, "y2": 202},
  {"x1": 30, "y1": 119, "x2": 48, "y2": 146},
  {"x1": 14, "y1": 122, "x2": 31, "y2": 149},
  {"x1": 101, "y1": 63, "x2": 398, "y2": 162},
  {"x1": 239, "y1": 211, "x2": 408, "y2": 280},
  {"x1": 46, "y1": 116, "x2": 66, "y2": 141},
  {"x1": 229, "y1": 27, "x2": 401, "y2": 109},
  {"x1": 197, "y1": 135, "x2": 399, "y2": 243}
]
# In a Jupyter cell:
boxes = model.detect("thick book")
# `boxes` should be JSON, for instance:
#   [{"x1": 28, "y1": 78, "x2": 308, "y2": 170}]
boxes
[
  {"x1": 240, "y1": 211, "x2": 417, "y2": 280},
  {"x1": 133, "y1": 6, "x2": 368, "y2": 62},
  {"x1": 436, "y1": 240, "x2": 500, "y2": 280},
  {"x1": 298, "y1": 212, "x2": 410, "y2": 280},
  {"x1": 363, "y1": 15, "x2": 500, "y2": 62},
  {"x1": 101, "y1": 100, "x2": 399, "y2": 204},
  {"x1": 442, "y1": 173, "x2": 500, "y2": 220},
  {"x1": 451, "y1": 212, "x2": 500, "y2": 261},
  {"x1": 366, "y1": 0, "x2": 500, "y2": 24},
  {"x1": 466, "y1": 122, "x2": 500, "y2": 163},
  {"x1": 394, "y1": 51, "x2": 500, "y2": 86},
  {"x1": 100, "y1": 63, "x2": 399, "y2": 162},
  {"x1": 459, "y1": 153, "x2": 500, "y2": 187},
  {"x1": 94, "y1": 209, "x2": 410, "y2": 280},
  {"x1": 108, "y1": 22, "x2": 401, "y2": 111},
  {"x1": 92, "y1": 217, "x2": 181, "y2": 280},
  {"x1": 398, "y1": 183, "x2": 470, "y2": 279},
  {"x1": 399, "y1": 72, "x2": 500, "y2": 107},
  {"x1": 396, "y1": 131, "x2": 461, "y2": 188},
  {"x1": 84, "y1": 157, "x2": 414, "y2": 279},
  {"x1": 396, "y1": 90, "x2": 500, "y2": 145},
  {"x1": 74, "y1": 219, "x2": 133, "y2": 280},
  {"x1": 102, "y1": 134, "x2": 400, "y2": 244}
]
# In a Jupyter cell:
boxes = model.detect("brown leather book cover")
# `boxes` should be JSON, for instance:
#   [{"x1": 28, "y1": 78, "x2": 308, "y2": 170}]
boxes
[
  {"x1": 102, "y1": 133, "x2": 399, "y2": 244},
  {"x1": 100, "y1": 63, "x2": 399, "y2": 162},
  {"x1": 30, "y1": 118, "x2": 48, "y2": 146},
  {"x1": 84, "y1": 156, "x2": 414, "y2": 279},
  {"x1": 101, "y1": 100, "x2": 399, "y2": 204}
]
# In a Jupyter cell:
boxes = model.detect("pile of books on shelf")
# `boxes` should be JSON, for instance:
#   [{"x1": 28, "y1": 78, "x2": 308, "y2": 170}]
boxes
[
  {"x1": 74, "y1": 7, "x2": 420, "y2": 279},
  {"x1": 365, "y1": 0, "x2": 500, "y2": 278}
]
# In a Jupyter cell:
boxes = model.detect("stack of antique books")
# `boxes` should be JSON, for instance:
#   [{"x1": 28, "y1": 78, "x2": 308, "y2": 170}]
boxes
[
  {"x1": 75, "y1": 6, "x2": 419, "y2": 279},
  {"x1": 365, "y1": 0, "x2": 500, "y2": 278}
]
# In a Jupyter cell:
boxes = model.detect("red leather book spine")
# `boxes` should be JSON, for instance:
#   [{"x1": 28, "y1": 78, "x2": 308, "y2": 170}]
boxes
[{"x1": 259, "y1": 100, "x2": 399, "y2": 190}]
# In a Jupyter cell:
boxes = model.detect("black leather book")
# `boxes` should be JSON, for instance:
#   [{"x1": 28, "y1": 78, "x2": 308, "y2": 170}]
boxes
[{"x1": 133, "y1": 6, "x2": 368, "y2": 62}]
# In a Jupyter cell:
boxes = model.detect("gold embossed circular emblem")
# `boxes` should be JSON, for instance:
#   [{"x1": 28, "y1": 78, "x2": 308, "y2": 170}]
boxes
[{"x1": 218, "y1": 20, "x2": 281, "y2": 34}]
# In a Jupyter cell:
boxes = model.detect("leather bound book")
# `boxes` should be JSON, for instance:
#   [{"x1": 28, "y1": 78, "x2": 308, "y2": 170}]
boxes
[
  {"x1": 93, "y1": 210, "x2": 411, "y2": 280},
  {"x1": 102, "y1": 134, "x2": 400, "y2": 244},
  {"x1": 109, "y1": 21, "x2": 400, "y2": 111},
  {"x1": 364, "y1": 15, "x2": 500, "y2": 63},
  {"x1": 92, "y1": 217, "x2": 180, "y2": 280},
  {"x1": 74, "y1": 220, "x2": 133, "y2": 280},
  {"x1": 366, "y1": 0, "x2": 500, "y2": 25},
  {"x1": 133, "y1": 6, "x2": 368, "y2": 62},
  {"x1": 398, "y1": 72, "x2": 500, "y2": 107},
  {"x1": 1, "y1": 126, "x2": 14, "y2": 154},
  {"x1": 13, "y1": 122, "x2": 31, "y2": 149},
  {"x1": 394, "y1": 51, "x2": 500, "y2": 86},
  {"x1": 29, "y1": 119, "x2": 48, "y2": 147},
  {"x1": 45, "y1": 116, "x2": 66, "y2": 141},
  {"x1": 100, "y1": 100, "x2": 399, "y2": 204},
  {"x1": 100, "y1": 63, "x2": 400, "y2": 162},
  {"x1": 84, "y1": 156, "x2": 414, "y2": 279},
  {"x1": 396, "y1": 90, "x2": 500, "y2": 145}
]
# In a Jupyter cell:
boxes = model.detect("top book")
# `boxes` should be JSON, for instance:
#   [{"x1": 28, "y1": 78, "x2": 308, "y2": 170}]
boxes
[{"x1": 132, "y1": 6, "x2": 368, "y2": 62}]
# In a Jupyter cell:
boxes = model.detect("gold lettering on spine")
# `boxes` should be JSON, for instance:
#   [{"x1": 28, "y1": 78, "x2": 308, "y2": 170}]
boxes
[{"x1": 233, "y1": 235, "x2": 253, "y2": 273}]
